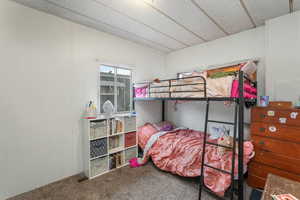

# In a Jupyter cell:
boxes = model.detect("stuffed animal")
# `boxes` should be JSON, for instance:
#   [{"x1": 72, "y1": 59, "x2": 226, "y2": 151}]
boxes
[
  {"x1": 217, "y1": 135, "x2": 233, "y2": 156},
  {"x1": 215, "y1": 126, "x2": 238, "y2": 156}
]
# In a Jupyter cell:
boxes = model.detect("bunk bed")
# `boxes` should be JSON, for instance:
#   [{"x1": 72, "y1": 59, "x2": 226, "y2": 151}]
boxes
[{"x1": 133, "y1": 60, "x2": 258, "y2": 200}]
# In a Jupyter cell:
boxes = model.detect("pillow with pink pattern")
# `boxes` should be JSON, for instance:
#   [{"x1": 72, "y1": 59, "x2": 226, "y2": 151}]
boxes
[{"x1": 137, "y1": 123, "x2": 158, "y2": 149}]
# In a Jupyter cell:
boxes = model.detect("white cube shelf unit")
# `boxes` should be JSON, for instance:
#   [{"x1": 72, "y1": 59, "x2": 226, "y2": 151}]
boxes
[{"x1": 83, "y1": 114, "x2": 137, "y2": 179}]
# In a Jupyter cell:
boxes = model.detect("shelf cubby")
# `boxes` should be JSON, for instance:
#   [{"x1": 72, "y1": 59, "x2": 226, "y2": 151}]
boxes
[
  {"x1": 109, "y1": 134, "x2": 124, "y2": 152},
  {"x1": 125, "y1": 131, "x2": 137, "y2": 148},
  {"x1": 109, "y1": 151, "x2": 124, "y2": 170},
  {"x1": 90, "y1": 120, "x2": 107, "y2": 140},
  {"x1": 110, "y1": 118, "x2": 124, "y2": 135},
  {"x1": 124, "y1": 116, "x2": 136, "y2": 133},
  {"x1": 125, "y1": 147, "x2": 137, "y2": 164},
  {"x1": 90, "y1": 156, "x2": 108, "y2": 177},
  {"x1": 90, "y1": 138, "x2": 108, "y2": 159}
]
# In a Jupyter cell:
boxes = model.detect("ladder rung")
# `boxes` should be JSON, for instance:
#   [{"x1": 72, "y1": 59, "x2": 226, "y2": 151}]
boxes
[
  {"x1": 207, "y1": 120, "x2": 234, "y2": 125},
  {"x1": 206, "y1": 141, "x2": 232, "y2": 149},
  {"x1": 203, "y1": 164, "x2": 231, "y2": 175}
]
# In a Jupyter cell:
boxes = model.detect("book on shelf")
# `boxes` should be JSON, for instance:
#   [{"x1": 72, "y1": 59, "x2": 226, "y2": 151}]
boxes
[
  {"x1": 116, "y1": 153, "x2": 122, "y2": 167},
  {"x1": 109, "y1": 135, "x2": 120, "y2": 150},
  {"x1": 109, "y1": 119, "x2": 113, "y2": 135},
  {"x1": 114, "y1": 118, "x2": 123, "y2": 133},
  {"x1": 109, "y1": 155, "x2": 116, "y2": 169},
  {"x1": 109, "y1": 152, "x2": 123, "y2": 169}
]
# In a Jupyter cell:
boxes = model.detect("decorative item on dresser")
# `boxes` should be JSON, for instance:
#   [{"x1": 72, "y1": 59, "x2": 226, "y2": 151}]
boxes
[
  {"x1": 83, "y1": 114, "x2": 137, "y2": 179},
  {"x1": 247, "y1": 102, "x2": 300, "y2": 189}
]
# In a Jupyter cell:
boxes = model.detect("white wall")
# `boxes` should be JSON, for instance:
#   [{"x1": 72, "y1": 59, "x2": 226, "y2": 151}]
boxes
[
  {"x1": 0, "y1": 1, "x2": 165, "y2": 199},
  {"x1": 266, "y1": 11, "x2": 300, "y2": 103},
  {"x1": 165, "y1": 27, "x2": 265, "y2": 132},
  {"x1": 166, "y1": 27, "x2": 265, "y2": 78}
]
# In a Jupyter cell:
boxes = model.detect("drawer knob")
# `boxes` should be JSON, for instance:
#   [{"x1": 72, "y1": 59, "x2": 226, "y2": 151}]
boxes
[
  {"x1": 291, "y1": 112, "x2": 299, "y2": 119},
  {"x1": 259, "y1": 141, "x2": 265, "y2": 145},
  {"x1": 268, "y1": 126, "x2": 277, "y2": 132},
  {"x1": 259, "y1": 127, "x2": 265, "y2": 132}
]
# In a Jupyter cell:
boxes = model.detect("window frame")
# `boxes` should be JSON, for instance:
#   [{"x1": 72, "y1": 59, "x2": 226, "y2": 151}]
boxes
[{"x1": 98, "y1": 64, "x2": 133, "y2": 114}]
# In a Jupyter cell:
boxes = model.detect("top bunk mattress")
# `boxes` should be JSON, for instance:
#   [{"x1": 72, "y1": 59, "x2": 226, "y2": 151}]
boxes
[
  {"x1": 148, "y1": 75, "x2": 235, "y2": 98},
  {"x1": 134, "y1": 61, "x2": 257, "y2": 99}
]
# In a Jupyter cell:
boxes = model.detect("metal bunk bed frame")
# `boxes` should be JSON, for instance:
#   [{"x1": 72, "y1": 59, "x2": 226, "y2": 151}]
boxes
[{"x1": 134, "y1": 69, "x2": 257, "y2": 200}]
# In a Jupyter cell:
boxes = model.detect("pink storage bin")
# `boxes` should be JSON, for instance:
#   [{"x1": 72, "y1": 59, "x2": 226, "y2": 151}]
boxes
[{"x1": 134, "y1": 86, "x2": 148, "y2": 98}]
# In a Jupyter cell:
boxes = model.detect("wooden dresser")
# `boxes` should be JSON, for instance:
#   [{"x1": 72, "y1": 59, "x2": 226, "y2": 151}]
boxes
[{"x1": 247, "y1": 106, "x2": 300, "y2": 189}]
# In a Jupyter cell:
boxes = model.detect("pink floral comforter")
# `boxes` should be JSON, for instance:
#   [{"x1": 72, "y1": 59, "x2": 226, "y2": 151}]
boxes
[{"x1": 138, "y1": 124, "x2": 254, "y2": 196}]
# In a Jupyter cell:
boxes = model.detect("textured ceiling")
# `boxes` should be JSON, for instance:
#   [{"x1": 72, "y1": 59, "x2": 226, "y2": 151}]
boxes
[{"x1": 11, "y1": 0, "x2": 300, "y2": 52}]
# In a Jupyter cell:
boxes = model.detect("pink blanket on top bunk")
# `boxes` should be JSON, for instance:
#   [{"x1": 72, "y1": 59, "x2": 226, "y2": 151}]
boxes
[{"x1": 138, "y1": 123, "x2": 254, "y2": 196}]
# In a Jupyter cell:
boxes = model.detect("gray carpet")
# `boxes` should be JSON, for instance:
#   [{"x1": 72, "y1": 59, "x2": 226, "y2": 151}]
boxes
[{"x1": 8, "y1": 163, "x2": 251, "y2": 200}]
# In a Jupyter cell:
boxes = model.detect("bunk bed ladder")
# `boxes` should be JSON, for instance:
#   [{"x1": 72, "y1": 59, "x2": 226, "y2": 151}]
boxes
[{"x1": 198, "y1": 100, "x2": 239, "y2": 200}]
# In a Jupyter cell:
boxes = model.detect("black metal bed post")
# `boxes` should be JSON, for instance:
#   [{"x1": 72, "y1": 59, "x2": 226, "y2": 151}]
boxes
[
  {"x1": 230, "y1": 103, "x2": 238, "y2": 200},
  {"x1": 198, "y1": 99, "x2": 210, "y2": 200},
  {"x1": 132, "y1": 85, "x2": 135, "y2": 111},
  {"x1": 162, "y1": 100, "x2": 165, "y2": 121},
  {"x1": 148, "y1": 82, "x2": 151, "y2": 97},
  {"x1": 238, "y1": 71, "x2": 244, "y2": 200}
]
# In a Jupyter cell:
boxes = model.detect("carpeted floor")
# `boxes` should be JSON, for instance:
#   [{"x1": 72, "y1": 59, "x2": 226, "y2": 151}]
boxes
[{"x1": 8, "y1": 163, "x2": 251, "y2": 200}]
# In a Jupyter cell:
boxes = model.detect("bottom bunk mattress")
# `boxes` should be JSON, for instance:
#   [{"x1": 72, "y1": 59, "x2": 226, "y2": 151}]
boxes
[{"x1": 137, "y1": 123, "x2": 254, "y2": 196}]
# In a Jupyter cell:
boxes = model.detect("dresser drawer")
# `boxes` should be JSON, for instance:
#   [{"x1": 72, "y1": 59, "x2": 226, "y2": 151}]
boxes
[
  {"x1": 251, "y1": 107, "x2": 300, "y2": 126},
  {"x1": 269, "y1": 101, "x2": 293, "y2": 109},
  {"x1": 253, "y1": 149, "x2": 300, "y2": 175},
  {"x1": 251, "y1": 122, "x2": 300, "y2": 143},
  {"x1": 248, "y1": 162, "x2": 300, "y2": 183},
  {"x1": 247, "y1": 174, "x2": 266, "y2": 189},
  {"x1": 252, "y1": 136, "x2": 300, "y2": 159}
]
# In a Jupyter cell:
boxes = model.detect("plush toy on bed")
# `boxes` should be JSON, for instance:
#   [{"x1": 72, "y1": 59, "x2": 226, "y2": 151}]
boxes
[
  {"x1": 212, "y1": 126, "x2": 238, "y2": 156},
  {"x1": 217, "y1": 135, "x2": 235, "y2": 156}
]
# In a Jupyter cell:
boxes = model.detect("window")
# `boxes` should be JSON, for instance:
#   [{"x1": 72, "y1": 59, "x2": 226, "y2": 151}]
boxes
[{"x1": 99, "y1": 65, "x2": 133, "y2": 113}]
